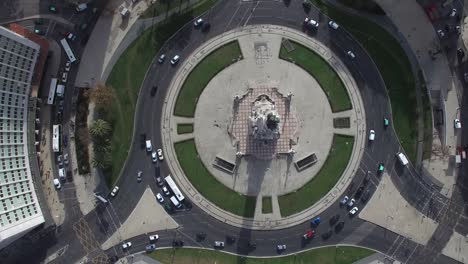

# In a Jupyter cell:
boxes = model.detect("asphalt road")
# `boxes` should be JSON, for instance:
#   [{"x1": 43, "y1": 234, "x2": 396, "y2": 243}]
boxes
[{"x1": 2, "y1": 0, "x2": 466, "y2": 263}]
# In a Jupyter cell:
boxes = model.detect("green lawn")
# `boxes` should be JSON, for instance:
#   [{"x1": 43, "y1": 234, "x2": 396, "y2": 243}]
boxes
[
  {"x1": 174, "y1": 41, "x2": 243, "y2": 117},
  {"x1": 262, "y1": 196, "x2": 272, "y2": 214},
  {"x1": 175, "y1": 139, "x2": 256, "y2": 217},
  {"x1": 140, "y1": 1, "x2": 172, "y2": 19},
  {"x1": 279, "y1": 40, "x2": 351, "y2": 112},
  {"x1": 278, "y1": 135, "x2": 354, "y2": 217},
  {"x1": 104, "y1": 1, "x2": 219, "y2": 186},
  {"x1": 149, "y1": 246, "x2": 374, "y2": 264},
  {"x1": 177, "y1": 123, "x2": 194, "y2": 134},
  {"x1": 310, "y1": 0, "x2": 421, "y2": 162}
]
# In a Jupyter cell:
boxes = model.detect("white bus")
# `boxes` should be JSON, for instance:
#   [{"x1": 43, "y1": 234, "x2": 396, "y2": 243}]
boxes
[
  {"x1": 52, "y1": 124, "x2": 61, "y2": 153},
  {"x1": 60, "y1": 38, "x2": 77, "y2": 63},
  {"x1": 164, "y1": 175, "x2": 185, "y2": 201},
  {"x1": 47, "y1": 78, "x2": 58, "y2": 105}
]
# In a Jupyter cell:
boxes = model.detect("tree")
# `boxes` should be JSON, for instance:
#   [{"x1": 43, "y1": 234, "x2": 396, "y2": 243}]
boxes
[
  {"x1": 89, "y1": 83, "x2": 115, "y2": 111},
  {"x1": 92, "y1": 151, "x2": 112, "y2": 169},
  {"x1": 89, "y1": 119, "x2": 111, "y2": 139}
]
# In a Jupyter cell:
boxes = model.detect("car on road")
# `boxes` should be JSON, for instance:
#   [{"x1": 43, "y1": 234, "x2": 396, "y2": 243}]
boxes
[
  {"x1": 304, "y1": 18, "x2": 319, "y2": 29},
  {"x1": 170, "y1": 55, "x2": 180, "y2": 65},
  {"x1": 310, "y1": 217, "x2": 321, "y2": 227},
  {"x1": 34, "y1": 28, "x2": 44, "y2": 35},
  {"x1": 149, "y1": 234, "x2": 159, "y2": 242},
  {"x1": 53, "y1": 178, "x2": 61, "y2": 189},
  {"x1": 214, "y1": 241, "x2": 225, "y2": 248},
  {"x1": 145, "y1": 244, "x2": 156, "y2": 252},
  {"x1": 49, "y1": 4, "x2": 58, "y2": 13},
  {"x1": 340, "y1": 195, "x2": 349, "y2": 206},
  {"x1": 384, "y1": 118, "x2": 390, "y2": 127},
  {"x1": 110, "y1": 186, "x2": 120, "y2": 197},
  {"x1": 196, "y1": 233, "x2": 207, "y2": 241},
  {"x1": 140, "y1": 133, "x2": 146, "y2": 149},
  {"x1": 361, "y1": 190, "x2": 371, "y2": 202},
  {"x1": 151, "y1": 151, "x2": 157, "y2": 163},
  {"x1": 302, "y1": 0, "x2": 312, "y2": 10},
  {"x1": 137, "y1": 171, "x2": 142, "y2": 182},
  {"x1": 172, "y1": 240, "x2": 184, "y2": 247},
  {"x1": 150, "y1": 85, "x2": 158, "y2": 97},
  {"x1": 449, "y1": 8, "x2": 457, "y2": 17},
  {"x1": 156, "y1": 177, "x2": 164, "y2": 186},
  {"x1": 437, "y1": 29, "x2": 445, "y2": 38},
  {"x1": 322, "y1": 230, "x2": 333, "y2": 240},
  {"x1": 378, "y1": 163, "x2": 385, "y2": 174},
  {"x1": 347, "y1": 50, "x2": 356, "y2": 59},
  {"x1": 349, "y1": 207, "x2": 359, "y2": 216},
  {"x1": 335, "y1": 221, "x2": 345, "y2": 232},
  {"x1": 347, "y1": 198, "x2": 356, "y2": 208},
  {"x1": 277, "y1": 244, "x2": 286, "y2": 252},
  {"x1": 454, "y1": 119, "x2": 462, "y2": 129},
  {"x1": 226, "y1": 235, "x2": 236, "y2": 243},
  {"x1": 65, "y1": 61, "x2": 71, "y2": 72},
  {"x1": 303, "y1": 230, "x2": 315, "y2": 240},
  {"x1": 122, "y1": 241, "x2": 132, "y2": 250},
  {"x1": 66, "y1": 32, "x2": 77, "y2": 41},
  {"x1": 201, "y1": 22, "x2": 211, "y2": 32},
  {"x1": 464, "y1": 73, "x2": 468, "y2": 83},
  {"x1": 363, "y1": 171, "x2": 371, "y2": 185},
  {"x1": 194, "y1": 18, "x2": 204, "y2": 27},
  {"x1": 368, "y1": 130, "x2": 375, "y2": 141},
  {"x1": 61, "y1": 72, "x2": 68, "y2": 83},
  {"x1": 164, "y1": 203, "x2": 174, "y2": 213},
  {"x1": 57, "y1": 155, "x2": 63, "y2": 166},
  {"x1": 355, "y1": 187, "x2": 364, "y2": 199},
  {"x1": 158, "y1": 54, "x2": 166, "y2": 64},
  {"x1": 162, "y1": 186, "x2": 170, "y2": 196},
  {"x1": 458, "y1": 48, "x2": 465, "y2": 60},
  {"x1": 329, "y1": 214, "x2": 340, "y2": 226},
  {"x1": 63, "y1": 154, "x2": 69, "y2": 166},
  {"x1": 156, "y1": 193, "x2": 164, "y2": 203},
  {"x1": 247, "y1": 241, "x2": 257, "y2": 250},
  {"x1": 328, "y1": 20, "x2": 339, "y2": 30},
  {"x1": 157, "y1": 148, "x2": 164, "y2": 161}
]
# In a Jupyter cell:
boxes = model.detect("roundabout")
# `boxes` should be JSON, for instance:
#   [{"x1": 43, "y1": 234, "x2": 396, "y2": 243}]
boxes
[{"x1": 162, "y1": 25, "x2": 366, "y2": 228}]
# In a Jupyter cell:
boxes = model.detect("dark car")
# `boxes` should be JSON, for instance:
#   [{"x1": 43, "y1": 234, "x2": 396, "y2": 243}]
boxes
[
  {"x1": 48, "y1": 4, "x2": 58, "y2": 13},
  {"x1": 363, "y1": 171, "x2": 371, "y2": 186},
  {"x1": 457, "y1": 48, "x2": 465, "y2": 59},
  {"x1": 335, "y1": 221, "x2": 345, "y2": 232},
  {"x1": 355, "y1": 187, "x2": 364, "y2": 199},
  {"x1": 150, "y1": 86, "x2": 158, "y2": 97},
  {"x1": 196, "y1": 232, "x2": 206, "y2": 241},
  {"x1": 361, "y1": 190, "x2": 371, "y2": 202},
  {"x1": 172, "y1": 240, "x2": 184, "y2": 247},
  {"x1": 321, "y1": 230, "x2": 333, "y2": 240},
  {"x1": 164, "y1": 203, "x2": 174, "y2": 213},
  {"x1": 140, "y1": 133, "x2": 146, "y2": 149},
  {"x1": 302, "y1": 0, "x2": 312, "y2": 10},
  {"x1": 329, "y1": 214, "x2": 340, "y2": 226},
  {"x1": 226, "y1": 235, "x2": 236, "y2": 244},
  {"x1": 201, "y1": 22, "x2": 211, "y2": 32},
  {"x1": 247, "y1": 241, "x2": 256, "y2": 250},
  {"x1": 183, "y1": 200, "x2": 192, "y2": 209}
]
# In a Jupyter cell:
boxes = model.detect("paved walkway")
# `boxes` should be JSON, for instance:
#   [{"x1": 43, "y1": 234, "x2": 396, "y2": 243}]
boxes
[{"x1": 161, "y1": 25, "x2": 366, "y2": 230}]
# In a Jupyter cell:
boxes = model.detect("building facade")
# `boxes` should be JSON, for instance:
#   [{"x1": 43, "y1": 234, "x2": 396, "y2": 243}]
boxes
[{"x1": 0, "y1": 26, "x2": 44, "y2": 249}]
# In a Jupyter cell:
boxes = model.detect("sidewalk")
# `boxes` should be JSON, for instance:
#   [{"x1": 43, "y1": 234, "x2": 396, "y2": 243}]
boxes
[{"x1": 161, "y1": 25, "x2": 366, "y2": 230}]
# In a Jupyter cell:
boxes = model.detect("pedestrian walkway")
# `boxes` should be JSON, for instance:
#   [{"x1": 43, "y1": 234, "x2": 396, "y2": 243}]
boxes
[
  {"x1": 161, "y1": 25, "x2": 366, "y2": 230},
  {"x1": 352, "y1": 252, "x2": 402, "y2": 264}
]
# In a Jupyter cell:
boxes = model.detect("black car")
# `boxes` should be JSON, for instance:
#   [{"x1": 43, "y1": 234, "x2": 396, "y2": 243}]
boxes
[
  {"x1": 201, "y1": 22, "x2": 211, "y2": 32},
  {"x1": 247, "y1": 241, "x2": 256, "y2": 250},
  {"x1": 196, "y1": 232, "x2": 206, "y2": 241},
  {"x1": 335, "y1": 221, "x2": 345, "y2": 232},
  {"x1": 183, "y1": 200, "x2": 192, "y2": 209},
  {"x1": 355, "y1": 187, "x2": 364, "y2": 199},
  {"x1": 329, "y1": 214, "x2": 340, "y2": 226},
  {"x1": 321, "y1": 230, "x2": 332, "y2": 240},
  {"x1": 457, "y1": 48, "x2": 465, "y2": 60},
  {"x1": 226, "y1": 235, "x2": 236, "y2": 244},
  {"x1": 164, "y1": 203, "x2": 174, "y2": 213},
  {"x1": 140, "y1": 133, "x2": 146, "y2": 149},
  {"x1": 172, "y1": 240, "x2": 184, "y2": 247},
  {"x1": 361, "y1": 190, "x2": 371, "y2": 202},
  {"x1": 302, "y1": 0, "x2": 311, "y2": 10},
  {"x1": 150, "y1": 86, "x2": 158, "y2": 97}
]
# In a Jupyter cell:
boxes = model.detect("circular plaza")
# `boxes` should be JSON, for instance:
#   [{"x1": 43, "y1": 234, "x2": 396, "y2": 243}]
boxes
[{"x1": 161, "y1": 25, "x2": 366, "y2": 229}]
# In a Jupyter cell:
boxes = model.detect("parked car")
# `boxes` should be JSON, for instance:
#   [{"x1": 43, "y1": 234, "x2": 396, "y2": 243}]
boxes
[
  {"x1": 57, "y1": 155, "x2": 63, "y2": 166},
  {"x1": 304, "y1": 17, "x2": 319, "y2": 29},
  {"x1": 310, "y1": 217, "x2": 321, "y2": 227},
  {"x1": 214, "y1": 241, "x2": 225, "y2": 248},
  {"x1": 226, "y1": 235, "x2": 236, "y2": 243},
  {"x1": 449, "y1": 8, "x2": 457, "y2": 17},
  {"x1": 328, "y1": 20, "x2": 339, "y2": 30},
  {"x1": 437, "y1": 29, "x2": 445, "y2": 38},
  {"x1": 162, "y1": 186, "x2": 170, "y2": 196},
  {"x1": 172, "y1": 240, "x2": 184, "y2": 247},
  {"x1": 149, "y1": 234, "x2": 159, "y2": 242},
  {"x1": 349, "y1": 207, "x2": 359, "y2": 216},
  {"x1": 302, "y1": 0, "x2": 312, "y2": 10},
  {"x1": 335, "y1": 221, "x2": 345, "y2": 232},
  {"x1": 347, "y1": 198, "x2": 356, "y2": 208},
  {"x1": 363, "y1": 171, "x2": 371, "y2": 186},
  {"x1": 378, "y1": 163, "x2": 385, "y2": 174},
  {"x1": 145, "y1": 244, "x2": 156, "y2": 252},
  {"x1": 122, "y1": 241, "x2": 132, "y2": 250},
  {"x1": 151, "y1": 151, "x2": 157, "y2": 163},
  {"x1": 196, "y1": 233, "x2": 207, "y2": 241},
  {"x1": 340, "y1": 195, "x2": 349, "y2": 206},
  {"x1": 454, "y1": 119, "x2": 462, "y2": 129},
  {"x1": 61, "y1": 72, "x2": 68, "y2": 83},
  {"x1": 322, "y1": 230, "x2": 333, "y2": 240},
  {"x1": 66, "y1": 32, "x2": 77, "y2": 41},
  {"x1": 194, "y1": 18, "x2": 204, "y2": 27},
  {"x1": 49, "y1": 4, "x2": 58, "y2": 13},
  {"x1": 63, "y1": 154, "x2": 69, "y2": 166},
  {"x1": 110, "y1": 186, "x2": 120, "y2": 197},
  {"x1": 355, "y1": 187, "x2": 364, "y2": 199},
  {"x1": 303, "y1": 230, "x2": 315, "y2": 240},
  {"x1": 157, "y1": 149, "x2": 164, "y2": 161},
  {"x1": 53, "y1": 178, "x2": 61, "y2": 189},
  {"x1": 329, "y1": 214, "x2": 340, "y2": 226},
  {"x1": 156, "y1": 193, "x2": 164, "y2": 203},
  {"x1": 361, "y1": 190, "x2": 371, "y2": 202},
  {"x1": 156, "y1": 177, "x2": 164, "y2": 186},
  {"x1": 464, "y1": 73, "x2": 468, "y2": 83},
  {"x1": 276, "y1": 244, "x2": 286, "y2": 252},
  {"x1": 201, "y1": 22, "x2": 211, "y2": 32},
  {"x1": 158, "y1": 54, "x2": 166, "y2": 64},
  {"x1": 368, "y1": 130, "x2": 375, "y2": 141},
  {"x1": 137, "y1": 171, "x2": 142, "y2": 182},
  {"x1": 65, "y1": 61, "x2": 71, "y2": 72},
  {"x1": 170, "y1": 55, "x2": 180, "y2": 65}
]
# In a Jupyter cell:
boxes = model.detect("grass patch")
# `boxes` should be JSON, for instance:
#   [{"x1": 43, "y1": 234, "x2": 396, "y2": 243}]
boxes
[
  {"x1": 174, "y1": 41, "x2": 243, "y2": 117},
  {"x1": 262, "y1": 196, "x2": 272, "y2": 214},
  {"x1": 278, "y1": 134, "x2": 354, "y2": 217},
  {"x1": 279, "y1": 40, "x2": 351, "y2": 112},
  {"x1": 419, "y1": 72, "x2": 433, "y2": 160},
  {"x1": 149, "y1": 246, "x2": 374, "y2": 264},
  {"x1": 177, "y1": 123, "x2": 194, "y2": 134},
  {"x1": 140, "y1": 1, "x2": 172, "y2": 19},
  {"x1": 104, "y1": 1, "x2": 219, "y2": 186},
  {"x1": 310, "y1": 0, "x2": 420, "y2": 163},
  {"x1": 175, "y1": 139, "x2": 256, "y2": 217}
]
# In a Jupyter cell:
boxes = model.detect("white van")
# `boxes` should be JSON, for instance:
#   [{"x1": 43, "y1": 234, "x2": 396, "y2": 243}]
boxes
[
  {"x1": 170, "y1": 196, "x2": 181, "y2": 208},
  {"x1": 396, "y1": 152, "x2": 409, "y2": 166},
  {"x1": 146, "y1": 140, "x2": 152, "y2": 152},
  {"x1": 59, "y1": 168, "x2": 66, "y2": 180}
]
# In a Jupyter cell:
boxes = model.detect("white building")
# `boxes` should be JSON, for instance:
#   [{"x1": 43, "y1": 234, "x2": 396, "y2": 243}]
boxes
[{"x1": 0, "y1": 26, "x2": 44, "y2": 249}]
